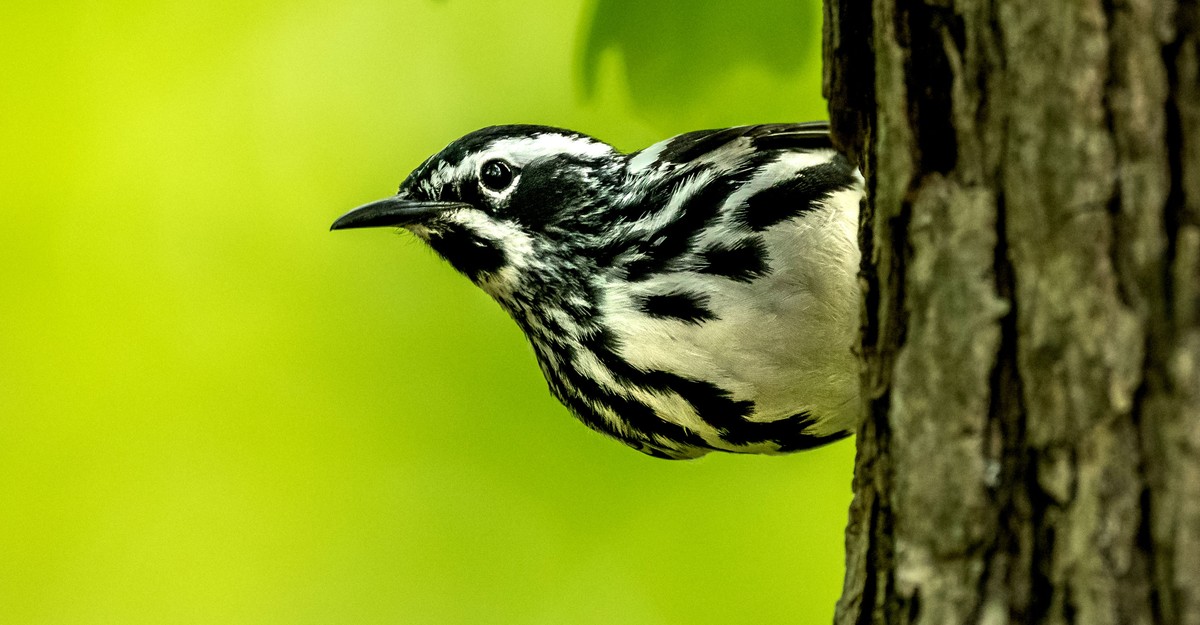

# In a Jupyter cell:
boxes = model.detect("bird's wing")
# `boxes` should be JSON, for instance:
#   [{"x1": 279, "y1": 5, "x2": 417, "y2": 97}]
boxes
[{"x1": 626, "y1": 122, "x2": 834, "y2": 172}]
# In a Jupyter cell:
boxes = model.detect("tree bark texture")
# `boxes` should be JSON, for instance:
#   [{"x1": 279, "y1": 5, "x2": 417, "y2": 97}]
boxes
[{"x1": 823, "y1": 1, "x2": 1200, "y2": 623}]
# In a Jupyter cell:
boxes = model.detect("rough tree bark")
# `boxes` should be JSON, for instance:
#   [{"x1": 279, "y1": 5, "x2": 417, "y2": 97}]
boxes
[{"x1": 823, "y1": 1, "x2": 1200, "y2": 623}]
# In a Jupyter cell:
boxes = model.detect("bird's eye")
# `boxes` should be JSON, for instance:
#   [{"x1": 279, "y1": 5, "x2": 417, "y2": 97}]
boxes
[{"x1": 479, "y1": 159, "x2": 515, "y2": 192}]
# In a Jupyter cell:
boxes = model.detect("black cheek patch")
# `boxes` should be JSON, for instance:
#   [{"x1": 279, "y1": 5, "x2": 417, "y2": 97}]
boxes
[
  {"x1": 506, "y1": 155, "x2": 593, "y2": 228},
  {"x1": 427, "y1": 226, "x2": 507, "y2": 281},
  {"x1": 636, "y1": 291, "x2": 717, "y2": 325}
]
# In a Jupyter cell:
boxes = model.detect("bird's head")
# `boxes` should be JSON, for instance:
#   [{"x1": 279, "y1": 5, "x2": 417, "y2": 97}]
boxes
[{"x1": 332, "y1": 125, "x2": 621, "y2": 300}]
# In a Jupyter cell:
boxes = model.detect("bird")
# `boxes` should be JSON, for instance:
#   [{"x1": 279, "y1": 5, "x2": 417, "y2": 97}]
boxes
[{"x1": 331, "y1": 122, "x2": 864, "y2": 459}]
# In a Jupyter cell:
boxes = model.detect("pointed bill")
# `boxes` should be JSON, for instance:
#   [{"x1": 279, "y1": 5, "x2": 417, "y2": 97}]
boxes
[{"x1": 330, "y1": 196, "x2": 471, "y2": 231}]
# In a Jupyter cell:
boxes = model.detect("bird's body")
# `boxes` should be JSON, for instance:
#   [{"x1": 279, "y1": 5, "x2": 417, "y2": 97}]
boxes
[{"x1": 333, "y1": 123, "x2": 863, "y2": 459}]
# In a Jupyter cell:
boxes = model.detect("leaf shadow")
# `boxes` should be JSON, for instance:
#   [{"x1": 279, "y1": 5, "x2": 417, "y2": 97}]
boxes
[{"x1": 578, "y1": 0, "x2": 822, "y2": 116}]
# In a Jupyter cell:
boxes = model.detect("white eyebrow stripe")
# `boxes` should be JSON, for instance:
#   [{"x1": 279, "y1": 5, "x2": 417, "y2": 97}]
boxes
[{"x1": 483, "y1": 135, "x2": 616, "y2": 163}]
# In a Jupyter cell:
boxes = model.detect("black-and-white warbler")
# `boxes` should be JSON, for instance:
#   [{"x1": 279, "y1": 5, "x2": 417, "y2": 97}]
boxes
[{"x1": 332, "y1": 123, "x2": 863, "y2": 459}]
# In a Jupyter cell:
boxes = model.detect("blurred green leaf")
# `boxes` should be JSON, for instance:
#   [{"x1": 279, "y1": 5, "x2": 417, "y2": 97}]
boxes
[{"x1": 579, "y1": 0, "x2": 822, "y2": 117}]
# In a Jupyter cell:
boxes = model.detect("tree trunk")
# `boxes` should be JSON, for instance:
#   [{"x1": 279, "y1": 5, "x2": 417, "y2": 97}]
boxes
[{"x1": 822, "y1": 0, "x2": 1200, "y2": 623}]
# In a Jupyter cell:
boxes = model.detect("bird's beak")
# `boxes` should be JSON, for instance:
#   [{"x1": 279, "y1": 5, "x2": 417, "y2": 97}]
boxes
[{"x1": 329, "y1": 196, "x2": 472, "y2": 231}]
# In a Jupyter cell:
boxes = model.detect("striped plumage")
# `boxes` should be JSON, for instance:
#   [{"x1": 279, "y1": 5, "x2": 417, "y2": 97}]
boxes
[{"x1": 332, "y1": 123, "x2": 863, "y2": 459}]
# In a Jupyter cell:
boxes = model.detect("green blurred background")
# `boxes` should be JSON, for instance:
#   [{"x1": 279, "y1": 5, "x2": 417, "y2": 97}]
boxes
[{"x1": 0, "y1": 1, "x2": 853, "y2": 623}]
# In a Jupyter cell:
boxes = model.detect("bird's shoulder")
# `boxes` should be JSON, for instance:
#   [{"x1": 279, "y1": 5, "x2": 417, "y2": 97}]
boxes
[
  {"x1": 583, "y1": 121, "x2": 859, "y2": 283},
  {"x1": 623, "y1": 122, "x2": 834, "y2": 175}
]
